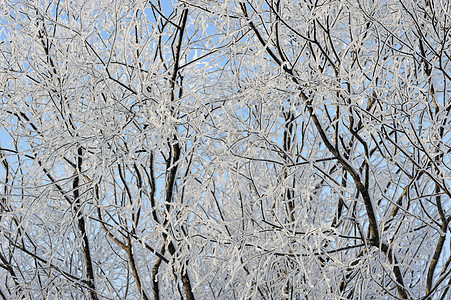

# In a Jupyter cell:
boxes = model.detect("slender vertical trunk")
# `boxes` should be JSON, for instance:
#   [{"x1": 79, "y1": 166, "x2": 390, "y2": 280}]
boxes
[
  {"x1": 73, "y1": 147, "x2": 99, "y2": 300},
  {"x1": 127, "y1": 237, "x2": 150, "y2": 300}
]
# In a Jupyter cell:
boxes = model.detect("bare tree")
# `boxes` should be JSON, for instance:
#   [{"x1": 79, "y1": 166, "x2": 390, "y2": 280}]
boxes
[{"x1": 0, "y1": 0, "x2": 450, "y2": 299}]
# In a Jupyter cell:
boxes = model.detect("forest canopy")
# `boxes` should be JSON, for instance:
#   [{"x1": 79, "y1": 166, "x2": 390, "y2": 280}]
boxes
[{"x1": 0, "y1": 0, "x2": 450, "y2": 299}]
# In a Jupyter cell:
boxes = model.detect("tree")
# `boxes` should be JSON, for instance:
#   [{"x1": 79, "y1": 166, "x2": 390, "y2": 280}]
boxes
[{"x1": 0, "y1": 0, "x2": 450, "y2": 299}]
